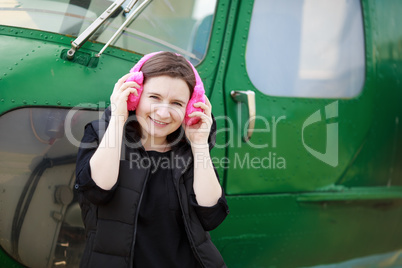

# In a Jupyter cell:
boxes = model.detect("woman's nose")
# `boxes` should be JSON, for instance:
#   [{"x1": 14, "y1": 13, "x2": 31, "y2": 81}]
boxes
[{"x1": 155, "y1": 105, "x2": 170, "y2": 119}]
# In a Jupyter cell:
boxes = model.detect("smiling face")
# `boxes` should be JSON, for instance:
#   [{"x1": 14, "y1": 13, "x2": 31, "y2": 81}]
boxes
[{"x1": 136, "y1": 75, "x2": 191, "y2": 146}]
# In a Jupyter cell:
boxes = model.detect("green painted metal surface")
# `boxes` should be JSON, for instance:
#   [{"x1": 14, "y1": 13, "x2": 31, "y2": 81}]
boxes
[
  {"x1": 212, "y1": 0, "x2": 402, "y2": 267},
  {"x1": 1, "y1": 0, "x2": 402, "y2": 267}
]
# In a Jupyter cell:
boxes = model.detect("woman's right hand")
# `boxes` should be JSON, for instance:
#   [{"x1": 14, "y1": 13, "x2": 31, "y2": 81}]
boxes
[{"x1": 110, "y1": 73, "x2": 140, "y2": 120}]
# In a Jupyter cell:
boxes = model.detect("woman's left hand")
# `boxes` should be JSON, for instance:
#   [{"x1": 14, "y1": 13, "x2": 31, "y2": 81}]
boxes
[{"x1": 183, "y1": 95, "x2": 213, "y2": 147}]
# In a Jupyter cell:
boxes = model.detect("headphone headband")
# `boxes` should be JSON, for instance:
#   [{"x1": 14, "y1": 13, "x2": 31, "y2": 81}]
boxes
[{"x1": 130, "y1": 51, "x2": 204, "y2": 92}]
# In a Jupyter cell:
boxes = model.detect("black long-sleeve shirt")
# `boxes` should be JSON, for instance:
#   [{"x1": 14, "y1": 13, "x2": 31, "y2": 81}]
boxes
[{"x1": 133, "y1": 150, "x2": 200, "y2": 268}]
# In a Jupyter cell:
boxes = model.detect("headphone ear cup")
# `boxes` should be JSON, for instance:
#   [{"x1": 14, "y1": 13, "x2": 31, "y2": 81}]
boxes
[
  {"x1": 185, "y1": 86, "x2": 205, "y2": 126},
  {"x1": 126, "y1": 72, "x2": 144, "y2": 111},
  {"x1": 184, "y1": 57, "x2": 205, "y2": 126}
]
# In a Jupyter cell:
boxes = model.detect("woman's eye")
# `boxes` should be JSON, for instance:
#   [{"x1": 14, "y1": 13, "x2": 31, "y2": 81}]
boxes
[
  {"x1": 173, "y1": 102, "x2": 182, "y2": 106},
  {"x1": 150, "y1": 95, "x2": 159, "y2": 99}
]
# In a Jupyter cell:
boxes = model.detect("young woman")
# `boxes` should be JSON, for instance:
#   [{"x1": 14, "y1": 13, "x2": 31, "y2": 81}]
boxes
[{"x1": 75, "y1": 52, "x2": 229, "y2": 268}]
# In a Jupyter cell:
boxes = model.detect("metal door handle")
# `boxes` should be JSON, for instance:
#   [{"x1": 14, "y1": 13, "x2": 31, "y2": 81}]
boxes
[{"x1": 231, "y1": 90, "x2": 256, "y2": 141}]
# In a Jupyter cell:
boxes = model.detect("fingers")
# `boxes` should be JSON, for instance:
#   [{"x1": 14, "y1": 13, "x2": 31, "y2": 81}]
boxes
[
  {"x1": 113, "y1": 88, "x2": 138, "y2": 105},
  {"x1": 111, "y1": 86, "x2": 138, "y2": 103},
  {"x1": 114, "y1": 73, "x2": 132, "y2": 91},
  {"x1": 122, "y1": 87, "x2": 139, "y2": 99},
  {"x1": 204, "y1": 95, "x2": 212, "y2": 108},
  {"x1": 188, "y1": 111, "x2": 212, "y2": 126},
  {"x1": 113, "y1": 73, "x2": 141, "y2": 94},
  {"x1": 117, "y1": 73, "x2": 135, "y2": 85},
  {"x1": 192, "y1": 95, "x2": 212, "y2": 117},
  {"x1": 110, "y1": 73, "x2": 140, "y2": 111},
  {"x1": 119, "y1": 81, "x2": 140, "y2": 93}
]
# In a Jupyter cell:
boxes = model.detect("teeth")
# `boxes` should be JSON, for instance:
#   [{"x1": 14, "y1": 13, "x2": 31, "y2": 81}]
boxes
[{"x1": 151, "y1": 117, "x2": 167, "y2": 125}]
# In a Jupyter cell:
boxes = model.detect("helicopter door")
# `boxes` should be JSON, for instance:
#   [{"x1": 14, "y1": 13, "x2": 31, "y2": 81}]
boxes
[{"x1": 222, "y1": 0, "x2": 365, "y2": 195}]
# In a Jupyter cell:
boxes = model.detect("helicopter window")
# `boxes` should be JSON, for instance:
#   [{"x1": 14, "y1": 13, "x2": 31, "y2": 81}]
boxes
[
  {"x1": 0, "y1": 0, "x2": 217, "y2": 65},
  {"x1": 245, "y1": 0, "x2": 365, "y2": 98},
  {"x1": 0, "y1": 107, "x2": 101, "y2": 267}
]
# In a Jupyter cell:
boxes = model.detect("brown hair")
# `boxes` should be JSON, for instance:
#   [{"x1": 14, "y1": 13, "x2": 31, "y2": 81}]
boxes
[
  {"x1": 140, "y1": 52, "x2": 196, "y2": 96},
  {"x1": 129, "y1": 52, "x2": 195, "y2": 146}
]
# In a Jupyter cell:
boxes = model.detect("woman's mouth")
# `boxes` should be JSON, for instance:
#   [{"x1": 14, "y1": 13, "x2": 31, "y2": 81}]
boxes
[{"x1": 149, "y1": 117, "x2": 168, "y2": 126}]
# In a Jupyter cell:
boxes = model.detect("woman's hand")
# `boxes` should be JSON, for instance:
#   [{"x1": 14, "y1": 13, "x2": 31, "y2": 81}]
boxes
[
  {"x1": 110, "y1": 73, "x2": 140, "y2": 120},
  {"x1": 186, "y1": 96, "x2": 222, "y2": 207},
  {"x1": 183, "y1": 95, "x2": 213, "y2": 147}
]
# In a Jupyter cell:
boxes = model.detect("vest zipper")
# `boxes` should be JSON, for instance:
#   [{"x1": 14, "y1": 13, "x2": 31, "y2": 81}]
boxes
[{"x1": 129, "y1": 151, "x2": 150, "y2": 268}]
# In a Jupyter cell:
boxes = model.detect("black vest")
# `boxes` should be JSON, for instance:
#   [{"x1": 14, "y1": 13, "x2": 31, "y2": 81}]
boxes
[{"x1": 78, "y1": 109, "x2": 226, "y2": 268}]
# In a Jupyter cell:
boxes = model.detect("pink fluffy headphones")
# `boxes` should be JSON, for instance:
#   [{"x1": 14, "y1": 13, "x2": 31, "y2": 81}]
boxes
[{"x1": 125, "y1": 51, "x2": 205, "y2": 126}]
